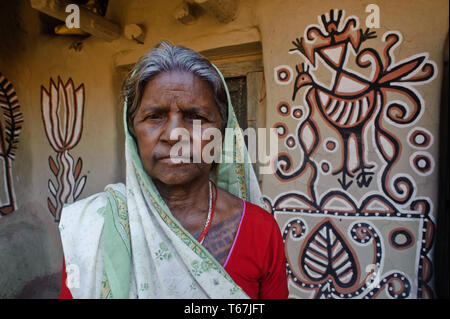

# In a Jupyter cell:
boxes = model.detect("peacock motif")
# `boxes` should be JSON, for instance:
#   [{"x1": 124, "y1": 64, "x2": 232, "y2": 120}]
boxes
[
  {"x1": 270, "y1": 8, "x2": 438, "y2": 299},
  {"x1": 287, "y1": 10, "x2": 435, "y2": 204}
]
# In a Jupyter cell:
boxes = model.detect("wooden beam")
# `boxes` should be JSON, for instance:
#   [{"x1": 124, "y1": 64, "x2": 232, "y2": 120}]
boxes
[
  {"x1": 187, "y1": 0, "x2": 238, "y2": 23},
  {"x1": 201, "y1": 42, "x2": 263, "y2": 77},
  {"x1": 30, "y1": 0, "x2": 121, "y2": 42}
]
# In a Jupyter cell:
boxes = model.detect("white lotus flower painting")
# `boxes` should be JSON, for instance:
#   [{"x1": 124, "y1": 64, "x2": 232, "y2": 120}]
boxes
[{"x1": 41, "y1": 77, "x2": 87, "y2": 222}]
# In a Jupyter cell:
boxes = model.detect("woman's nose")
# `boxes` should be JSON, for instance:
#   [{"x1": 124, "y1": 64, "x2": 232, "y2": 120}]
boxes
[{"x1": 160, "y1": 113, "x2": 187, "y2": 145}]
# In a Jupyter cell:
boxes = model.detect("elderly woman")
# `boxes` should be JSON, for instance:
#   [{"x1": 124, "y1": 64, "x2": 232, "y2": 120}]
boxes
[{"x1": 58, "y1": 42, "x2": 288, "y2": 299}]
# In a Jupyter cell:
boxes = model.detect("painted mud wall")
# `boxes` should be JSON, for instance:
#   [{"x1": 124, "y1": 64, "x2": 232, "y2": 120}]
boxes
[
  {"x1": 0, "y1": 0, "x2": 124, "y2": 297},
  {"x1": 256, "y1": 0, "x2": 448, "y2": 298},
  {"x1": 0, "y1": 0, "x2": 447, "y2": 298}
]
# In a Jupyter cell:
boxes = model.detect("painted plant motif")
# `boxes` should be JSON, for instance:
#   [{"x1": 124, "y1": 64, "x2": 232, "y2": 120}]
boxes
[
  {"x1": 0, "y1": 72, "x2": 23, "y2": 215},
  {"x1": 269, "y1": 9, "x2": 437, "y2": 298},
  {"x1": 41, "y1": 77, "x2": 87, "y2": 222}
]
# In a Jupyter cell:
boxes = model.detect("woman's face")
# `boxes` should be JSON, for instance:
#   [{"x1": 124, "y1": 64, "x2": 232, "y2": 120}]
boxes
[{"x1": 133, "y1": 71, "x2": 223, "y2": 186}]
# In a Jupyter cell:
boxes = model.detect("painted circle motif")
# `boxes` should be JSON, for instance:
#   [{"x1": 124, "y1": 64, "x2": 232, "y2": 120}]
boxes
[
  {"x1": 274, "y1": 122, "x2": 288, "y2": 138},
  {"x1": 408, "y1": 128, "x2": 433, "y2": 149},
  {"x1": 389, "y1": 228, "x2": 415, "y2": 250},
  {"x1": 321, "y1": 161, "x2": 330, "y2": 173},
  {"x1": 285, "y1": 135, "x2": 296, "y2": 149},
  {"x1": 410, "y1": 151, "x2": 434, "y2": 176},
  {"x1": 274, "y1": 65, "x2": 293, "y2": 85},
  {"x1": 278, "y1": 69, "x2": 290, "y2": 81},
  {"x1": 292, "y1": 107, "x2": 303, "y2": 119},
  {"x1": 277, "y1": 102, "x2": 290, "y2": 116},
  {"x1": 324, "y1": 138, "x2": 337, "y2": 152}
]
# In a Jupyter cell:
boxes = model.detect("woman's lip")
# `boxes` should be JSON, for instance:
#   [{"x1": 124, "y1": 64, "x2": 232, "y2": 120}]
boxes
[{"x1": 158, "y1": 157, "x2": 192, "y2": 164}]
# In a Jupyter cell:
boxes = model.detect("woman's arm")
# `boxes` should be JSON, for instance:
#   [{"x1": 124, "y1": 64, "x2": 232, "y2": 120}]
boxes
[{"x1": 259, "y1": 219, "x2": 289, "y2": 299}]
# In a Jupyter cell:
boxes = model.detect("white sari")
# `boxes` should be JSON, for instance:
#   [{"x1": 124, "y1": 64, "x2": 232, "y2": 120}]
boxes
[{"x1": 59, "y1": 66, "x2": 264, "y2": 298}]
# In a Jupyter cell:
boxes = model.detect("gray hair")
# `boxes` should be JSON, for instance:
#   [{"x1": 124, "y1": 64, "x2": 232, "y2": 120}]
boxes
[{"x1": 123, "y1": 41, "x2": 228, "y2": 138}]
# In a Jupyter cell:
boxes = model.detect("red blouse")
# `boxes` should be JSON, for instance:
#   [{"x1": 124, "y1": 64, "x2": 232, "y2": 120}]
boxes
[{"x1": 59, "y1": 200, "x2": 289, "y2": 299}]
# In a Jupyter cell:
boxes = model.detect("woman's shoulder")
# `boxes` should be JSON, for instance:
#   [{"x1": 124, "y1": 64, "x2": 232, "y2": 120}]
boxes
[
  {"x1": 59, "y1": 183, "x2": 126, "y2": 263},
  {"x1": 243, "y1": 200, "x2": 279, "y2": 231},
  {"x1": 62, "y1": 183, "x2": 125, "y2": 210},
  {"x1": 59, "y1": 183, "x2": 125, "y2": 231}
]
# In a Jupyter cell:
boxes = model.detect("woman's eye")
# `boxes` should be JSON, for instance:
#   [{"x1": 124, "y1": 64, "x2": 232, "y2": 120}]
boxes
[
  {"x1": 188, "y1": 113, "x2": 206, "y2": 121},
  {"x1": 145, "y1": 114, "x2": 161, "y2": 120}
]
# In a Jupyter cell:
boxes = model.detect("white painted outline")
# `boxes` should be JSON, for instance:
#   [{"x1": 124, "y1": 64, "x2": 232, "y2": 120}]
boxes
[
  {"x1": 406, "y1": 127, "x2": 434, "y2": 150},
  {"x1": 410, "y1": 151, "x2": 435, "y2": 177},
  {"x1": 274, "y1": 65, "x2": 294, "y2": 85}
]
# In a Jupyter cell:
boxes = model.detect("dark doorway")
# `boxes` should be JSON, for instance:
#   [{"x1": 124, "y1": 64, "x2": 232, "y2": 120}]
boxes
[{"x1": 225, "y1": 76, "x2": 247, "y2": 131}]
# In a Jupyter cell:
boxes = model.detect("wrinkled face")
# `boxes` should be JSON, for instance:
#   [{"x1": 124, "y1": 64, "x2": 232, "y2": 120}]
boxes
[{"x1": 133, "y1": 71, "x2": 223, "y2": 186}]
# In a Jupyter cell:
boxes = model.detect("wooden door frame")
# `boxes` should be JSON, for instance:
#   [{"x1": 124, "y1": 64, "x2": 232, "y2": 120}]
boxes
[{"x1": 201, "y1": 41, "x2": 267, "y2": 183}]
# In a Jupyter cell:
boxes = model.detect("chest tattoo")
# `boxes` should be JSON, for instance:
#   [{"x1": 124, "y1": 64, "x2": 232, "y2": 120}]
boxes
[{"x1": 194, "y1": 210, "x2": 243, "y2": 265}]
